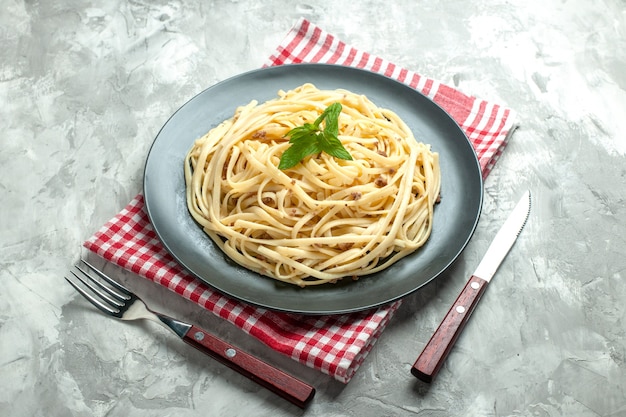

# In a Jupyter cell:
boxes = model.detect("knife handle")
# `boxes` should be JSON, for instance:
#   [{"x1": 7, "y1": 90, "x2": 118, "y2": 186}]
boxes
[
  {"x1": 183, "y1": 324, "x2": 315, "y2": 408},
  {"x1": 411, "y1": 275, "x2": 488, "y2": 383}
]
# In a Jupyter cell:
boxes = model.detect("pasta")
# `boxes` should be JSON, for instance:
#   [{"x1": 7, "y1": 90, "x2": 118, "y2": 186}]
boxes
[{"x1": 185, "y1": 84, "x2": 441, "y2": 287}]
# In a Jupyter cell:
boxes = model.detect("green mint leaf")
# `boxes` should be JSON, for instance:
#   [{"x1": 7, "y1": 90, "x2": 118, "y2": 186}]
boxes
[
  {"x1": 313, "y1": 107, "x2": 330, "y2": 127},
  {"x1": 286, "y1": 129, "x2": 313, "y2": 143},
  {"x1": 278, "y1": 137, "x2": 321, "y2": 169},
  {"x1": 325, "y1": 145, "x2": 353, "y2": 161},
  {"x1": 322, "y1": 102, "x2": 342, "y2": 136},
  {"x1": 278, "y1": 102, "x2": 352, "y2": 169},
  {"x1": 319, "y1": 131, "x2": 353, "y2": 161},
  {"x1": 285, "y1": 124, "x2": 316, "y2": 142}
]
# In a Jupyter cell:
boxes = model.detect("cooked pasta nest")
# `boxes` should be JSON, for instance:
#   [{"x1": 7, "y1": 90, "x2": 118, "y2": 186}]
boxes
[{"x1": 185, "y1": 84, "x2": 440, "y2": 287}]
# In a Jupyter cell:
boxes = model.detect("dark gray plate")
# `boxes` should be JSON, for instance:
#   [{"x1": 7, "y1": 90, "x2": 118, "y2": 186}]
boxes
[{"x1": 143, "y1": 64, "x2": 483, "y2": 315}]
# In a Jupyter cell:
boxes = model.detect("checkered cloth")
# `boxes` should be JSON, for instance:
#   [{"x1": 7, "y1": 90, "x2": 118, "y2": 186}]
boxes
[{"x1": 84, "y1": 18, "x2": 516, "y2": 383}]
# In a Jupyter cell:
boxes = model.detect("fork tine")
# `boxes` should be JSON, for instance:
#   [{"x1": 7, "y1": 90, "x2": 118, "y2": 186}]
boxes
[
  {"x1": 74, "y1": 263, "x2": 129, "y2": 303},
  {"x1": 65, "y1": 276, "x2": 120, "y2": 315},
  {"x1": 80, "y1": 260, "x2": 132, "y2": 296},
  {"x1": 69, "y1": 269, "x2": 126, "y2": 309}
]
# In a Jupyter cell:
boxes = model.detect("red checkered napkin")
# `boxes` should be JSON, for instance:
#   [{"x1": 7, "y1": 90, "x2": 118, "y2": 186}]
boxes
[{"x1": 84, "y1": 18, "x2": 515, "y2": 383}]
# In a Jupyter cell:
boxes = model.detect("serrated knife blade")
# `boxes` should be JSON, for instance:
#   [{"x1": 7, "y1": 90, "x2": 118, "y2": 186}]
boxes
[{"x1": 411, "y1": 190, "x2": 531, "y2": 383}]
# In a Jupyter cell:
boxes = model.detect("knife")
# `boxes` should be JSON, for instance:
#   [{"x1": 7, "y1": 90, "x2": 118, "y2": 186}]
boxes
[{"x1": 411, "y1": 190, "x2": 531, "y2": 383}]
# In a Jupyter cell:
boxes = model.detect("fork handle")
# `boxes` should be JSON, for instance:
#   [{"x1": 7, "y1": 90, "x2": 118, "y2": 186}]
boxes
[{"x1": 182, "y1": 325, "x2": 315, "y2": 408}]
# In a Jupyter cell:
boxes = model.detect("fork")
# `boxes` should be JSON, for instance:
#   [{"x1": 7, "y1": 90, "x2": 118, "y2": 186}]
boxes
[{"x1": 65, "y1": 260, "x2": 315, "y2": 408}]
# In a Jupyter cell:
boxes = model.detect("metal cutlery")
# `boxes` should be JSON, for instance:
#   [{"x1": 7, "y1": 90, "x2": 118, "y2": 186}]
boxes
[
  {"x1": 65, "y1": 260, "x2": 315, "y2": 408},
  {"x1": 412, "y1": 190, "x2": 531, "y2": 383}
]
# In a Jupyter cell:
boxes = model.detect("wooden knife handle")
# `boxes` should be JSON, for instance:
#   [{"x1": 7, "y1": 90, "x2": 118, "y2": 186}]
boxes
[
  {"x1": 411, "y1": 275, "x2": 489, "y2": 383},
  {"x1": 183, "y1": 324, "x2": 315, "y2": 408}
]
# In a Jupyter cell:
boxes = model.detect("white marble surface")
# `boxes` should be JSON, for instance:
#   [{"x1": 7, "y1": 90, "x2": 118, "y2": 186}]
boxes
[{"x1": 2, "y1": 1, "x2": 626, "y2": 416}]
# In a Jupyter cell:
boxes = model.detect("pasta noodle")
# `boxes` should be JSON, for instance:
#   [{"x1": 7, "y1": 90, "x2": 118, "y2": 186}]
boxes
[{"x1": 185, "y1": 84, "x2": 441, "y2": 287}]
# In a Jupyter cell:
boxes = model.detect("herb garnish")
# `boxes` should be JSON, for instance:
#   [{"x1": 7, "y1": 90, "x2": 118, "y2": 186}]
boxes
[{"x1": 278, "y1": 102, "x2": 353, "y2": 170}]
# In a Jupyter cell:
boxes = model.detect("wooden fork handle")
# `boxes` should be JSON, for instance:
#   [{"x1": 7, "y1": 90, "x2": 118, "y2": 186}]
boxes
[{"x1": 182, "y1": 324, "x2": 315, "y2": 408}]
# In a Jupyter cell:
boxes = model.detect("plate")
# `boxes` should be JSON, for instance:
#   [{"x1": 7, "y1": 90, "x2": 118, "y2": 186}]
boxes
[{"x1": 143, "y1": 64, "x2": 483, "y2": 315}]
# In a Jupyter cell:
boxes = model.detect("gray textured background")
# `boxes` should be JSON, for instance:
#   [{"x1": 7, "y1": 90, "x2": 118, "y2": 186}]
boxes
[{"x1": 1, "y1": 1, "x2": 625, "y2": 416}]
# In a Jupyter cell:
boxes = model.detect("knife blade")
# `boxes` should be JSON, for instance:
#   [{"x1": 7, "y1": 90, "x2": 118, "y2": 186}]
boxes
[{"x1": 411, "y1": 190, "x2": 531, "y2": 383}]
